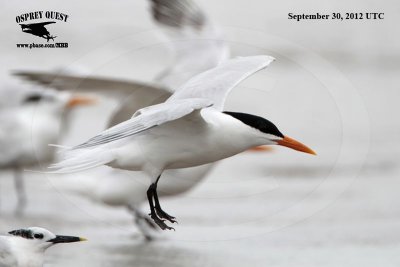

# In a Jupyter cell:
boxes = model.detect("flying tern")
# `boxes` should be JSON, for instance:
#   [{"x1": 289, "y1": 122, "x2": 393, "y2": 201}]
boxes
[
  {"x1": 0, "y1": 227, "x2": 86, "y2": 267},
  {"x1": 49, "y1": 55, "x2": 316, "y2": 230},
  {"x1": 0, "y1": 85, "x2": 93, "y2": 215},
  {"x1": 13, "y1": 0, "x2": 238, "y2": 237}
]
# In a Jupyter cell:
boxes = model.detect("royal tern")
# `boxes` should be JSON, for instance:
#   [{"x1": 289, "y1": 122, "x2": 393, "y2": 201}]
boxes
[
  {"x1": 0, "y1": 227, "x2": 86, "y2": 267},
  {"x1": 13, "y1": 0, "x2": 235, "y2": 237},
  {"x1": 49, "y1": 55, "x2": 316, "y2": 230},
  {"x1": 0, "y1": 85, "x2": 93, "y2": 215}
]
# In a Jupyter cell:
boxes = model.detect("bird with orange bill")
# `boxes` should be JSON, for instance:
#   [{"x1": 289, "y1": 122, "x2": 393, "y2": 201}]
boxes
[
  {"x1": 49, "y1": 55, "x2": 316, "y2": 231},
  {"x1": 0, "y1": 85, "x2": 94, "y2": 215}
]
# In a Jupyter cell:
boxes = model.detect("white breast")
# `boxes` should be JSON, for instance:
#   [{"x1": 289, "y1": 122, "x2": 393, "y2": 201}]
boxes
[{"x1": 110, "y1": 109, "x2": 264, "y2": 172}]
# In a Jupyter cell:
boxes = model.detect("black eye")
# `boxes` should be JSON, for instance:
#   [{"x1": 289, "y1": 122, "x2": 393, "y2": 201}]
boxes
[
  {"x1": 24, "y1": 94, "x2": 43, "y2": 103},
  {"x1": 34, "y1": 233, "x2": 44, "y2": 239}
]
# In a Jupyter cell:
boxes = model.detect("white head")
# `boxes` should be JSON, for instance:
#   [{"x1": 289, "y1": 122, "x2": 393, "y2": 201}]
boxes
[{"x1": 8, "y1": 227, "x2": 86, "y2": 251}]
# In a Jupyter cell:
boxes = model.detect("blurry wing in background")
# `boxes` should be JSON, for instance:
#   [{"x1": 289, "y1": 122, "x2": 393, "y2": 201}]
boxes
[
  {"x1": 150, "y1": 0, "x2": 229, "y2": 87},
  {"x1": 13, "y1": 71, "x2": 172, "y2": 127},
  {"x1": 13, "y1": 71, "x2": 171, "y2": 103}
]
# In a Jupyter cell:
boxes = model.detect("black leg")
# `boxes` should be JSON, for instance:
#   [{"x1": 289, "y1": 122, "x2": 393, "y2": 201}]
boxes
[
  {"x1": 146, "y1": 182, "x2": 174, "y2": 231},
  {"x1": 153, "y1": 189, "x2": 177, "y2": 223},
  {"x1": 14, "y1": 168, "x2": 26, "y2": 217},
  {"x1": 153, "y1": 175, "x2": 177, "y2": 223}
]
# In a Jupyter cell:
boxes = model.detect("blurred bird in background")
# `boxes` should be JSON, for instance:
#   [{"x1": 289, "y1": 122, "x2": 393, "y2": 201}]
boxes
[
  {"x1": 0, "y1": 227, "x2": 86, "y2": 267},
  {"x1": 0, "y1": 84, "x2": 94, "y2": 216}
]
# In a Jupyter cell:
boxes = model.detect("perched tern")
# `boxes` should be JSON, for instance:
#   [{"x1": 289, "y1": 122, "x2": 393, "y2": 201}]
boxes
[
  {"x1": 49, "y1": 55, "x2": 316, "y2": 230},
  {"x1": 0, "y1": 227, "x2": 86, "y2": 267},
  {"x1": 0, "y1": 85, "x2": 93, "y2": 215}
]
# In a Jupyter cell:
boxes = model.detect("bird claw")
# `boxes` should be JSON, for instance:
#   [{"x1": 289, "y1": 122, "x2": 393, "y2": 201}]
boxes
[
  {"x1": 151, "y1": 215, "x2": 175, "y2": 231},
  {"x1": 155, "y1": 209, "x2": 177, "y2": 224}
]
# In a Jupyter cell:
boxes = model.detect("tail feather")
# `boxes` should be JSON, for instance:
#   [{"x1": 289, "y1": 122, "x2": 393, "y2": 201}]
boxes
[{"x1": 49, "y1": 148, "x2": 114, "y2": 174}]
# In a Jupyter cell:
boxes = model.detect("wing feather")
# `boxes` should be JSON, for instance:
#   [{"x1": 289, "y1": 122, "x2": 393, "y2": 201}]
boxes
[
  {"x1": 72, "y1": 98, "x2": 212, "y2": 149},
  {"x1": 167, "y1": 55, "x2": 275, "y2": 110}
]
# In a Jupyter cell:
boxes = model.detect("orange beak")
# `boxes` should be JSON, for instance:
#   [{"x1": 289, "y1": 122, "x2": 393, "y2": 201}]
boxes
[
  {"x1": 66, "y1": 95, "x2": 96, "y2": 108},
  {"x1": 277, "y1": 136, "x2": 316, "y2": 155}
]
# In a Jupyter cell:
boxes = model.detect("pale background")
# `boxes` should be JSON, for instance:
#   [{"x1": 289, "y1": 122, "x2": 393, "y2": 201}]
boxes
[{"x1": 0, "y1": 0, "x2": 399, "y2": 266}]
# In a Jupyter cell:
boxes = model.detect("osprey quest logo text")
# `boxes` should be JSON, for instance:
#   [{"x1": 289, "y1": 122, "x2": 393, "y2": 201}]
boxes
[{"x1": 16, "y1": 11, "x2": 69, "y2": 49}]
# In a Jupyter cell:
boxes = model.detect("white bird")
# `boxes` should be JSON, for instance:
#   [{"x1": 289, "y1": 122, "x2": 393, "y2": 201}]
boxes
[
  {"x1": 13, "y1": 0, "x2": 239, "y2": 238},
  {"x1": 0, "y1": 85, "x2": 93, "y2": 215},
  {"x1": 0, "y1": 227, "x2": 86, "y2": 267},
  {"x1": 49, "y1": 55, "x2": 316, "y2": 230}
]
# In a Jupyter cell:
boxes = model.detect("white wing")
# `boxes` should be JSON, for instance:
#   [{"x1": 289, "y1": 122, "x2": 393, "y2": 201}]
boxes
[
  {"x1": 168, "y1": 55, "x2": 275, "y2": 110},
  {"x1": 72, "y1": 98, "x2": 213, "y2": 149}
]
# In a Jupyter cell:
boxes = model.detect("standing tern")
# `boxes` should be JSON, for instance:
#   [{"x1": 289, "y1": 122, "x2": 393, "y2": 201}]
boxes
[
  {"x1": 0, "y1": 85, "x2": 94, "y2": 215},
  {"x1": 49, "y1": 55, "x2": 316, "y2": 230},
  {"x1": 0, "y1": 227, "x2": 86, "y2": 267}
]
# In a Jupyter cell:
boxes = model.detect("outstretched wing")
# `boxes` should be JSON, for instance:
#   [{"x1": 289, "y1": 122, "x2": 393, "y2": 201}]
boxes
[
  {"x1": 76, "y1": 55, "x2": 273, "y2": 149},
  {"x1": 168, "y1": 55, "x2": 275, "y2": 111},
  {"x1": 72, "y1": 98, "x2": 213, "y2": 149}
]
